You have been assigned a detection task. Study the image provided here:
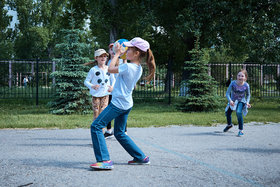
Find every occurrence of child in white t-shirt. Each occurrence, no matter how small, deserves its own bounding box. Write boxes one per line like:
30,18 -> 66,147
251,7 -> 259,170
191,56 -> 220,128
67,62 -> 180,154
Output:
84,49 -> 115,121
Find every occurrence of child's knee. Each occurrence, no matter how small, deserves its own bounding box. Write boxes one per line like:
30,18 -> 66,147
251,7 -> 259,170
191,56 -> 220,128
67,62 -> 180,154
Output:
114,131 -> 125,140
91,121 -> 102,131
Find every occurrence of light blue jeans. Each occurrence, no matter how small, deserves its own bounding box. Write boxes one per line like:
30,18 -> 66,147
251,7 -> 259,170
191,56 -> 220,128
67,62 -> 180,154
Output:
226,102 -> 245,130
90,103 -> 146,162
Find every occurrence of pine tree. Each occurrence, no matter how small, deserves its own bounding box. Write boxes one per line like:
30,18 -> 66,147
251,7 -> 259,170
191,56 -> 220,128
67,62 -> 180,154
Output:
180,35 -> 221,112
48,10 -> 92,114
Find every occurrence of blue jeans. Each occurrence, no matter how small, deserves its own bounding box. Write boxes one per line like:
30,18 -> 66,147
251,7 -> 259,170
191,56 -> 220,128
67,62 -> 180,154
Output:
90,103 -> 146,162
226,102 -> 245,130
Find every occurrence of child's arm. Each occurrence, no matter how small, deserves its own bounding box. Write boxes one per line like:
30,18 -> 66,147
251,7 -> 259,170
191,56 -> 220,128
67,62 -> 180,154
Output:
108,43 -> 122,74
84,69 -> 94,89
246,83 -> 251,108
84,68 -> 99,90
226,82 -> 234,106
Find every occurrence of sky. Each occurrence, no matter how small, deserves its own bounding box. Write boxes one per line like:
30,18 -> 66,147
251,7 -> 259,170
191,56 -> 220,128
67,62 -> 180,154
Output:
7,9 -> 19,29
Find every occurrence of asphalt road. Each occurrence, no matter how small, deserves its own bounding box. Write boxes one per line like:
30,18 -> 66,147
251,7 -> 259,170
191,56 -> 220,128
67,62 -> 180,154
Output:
1,123 -> 279,187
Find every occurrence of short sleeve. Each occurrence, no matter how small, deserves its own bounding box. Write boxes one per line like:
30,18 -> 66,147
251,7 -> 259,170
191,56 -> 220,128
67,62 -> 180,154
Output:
118,63 -> 128,75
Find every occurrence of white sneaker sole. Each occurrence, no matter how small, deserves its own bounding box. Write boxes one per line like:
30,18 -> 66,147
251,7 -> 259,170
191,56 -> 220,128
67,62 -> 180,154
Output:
90,165 -> 114,170
128,161 -> 150,165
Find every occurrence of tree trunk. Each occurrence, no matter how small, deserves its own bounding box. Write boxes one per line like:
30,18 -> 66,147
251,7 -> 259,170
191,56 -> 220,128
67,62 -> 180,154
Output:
109,0 -> 117,43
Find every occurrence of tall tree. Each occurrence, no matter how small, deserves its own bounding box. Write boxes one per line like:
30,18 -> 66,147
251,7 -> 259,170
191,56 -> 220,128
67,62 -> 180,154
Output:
88,0 -> 154,48
180,35 -> 221,112
48,11 -> 91,114
12,0 -> 49,59
152,0 -> 280,65
0,0 -> 13,59
11,0 -> 81,59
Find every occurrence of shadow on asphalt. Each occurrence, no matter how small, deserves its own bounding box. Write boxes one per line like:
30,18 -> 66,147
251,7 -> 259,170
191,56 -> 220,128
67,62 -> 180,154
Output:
219,147 -> 280,154
181,131 -> 234,136
19,143 -> 91,147
13,158 -> 89,170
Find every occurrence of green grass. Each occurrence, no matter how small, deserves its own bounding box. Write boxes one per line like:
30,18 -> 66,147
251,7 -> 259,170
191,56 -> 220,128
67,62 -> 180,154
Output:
0,98 -> 279,129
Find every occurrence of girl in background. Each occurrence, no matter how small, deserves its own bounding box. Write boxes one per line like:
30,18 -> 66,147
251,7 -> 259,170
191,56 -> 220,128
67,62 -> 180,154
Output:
84,49 -> 115,122
223,69 -> 251,136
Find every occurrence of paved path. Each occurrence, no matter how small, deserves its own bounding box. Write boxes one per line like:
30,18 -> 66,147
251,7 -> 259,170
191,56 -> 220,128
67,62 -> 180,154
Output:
1,123 -> 280,187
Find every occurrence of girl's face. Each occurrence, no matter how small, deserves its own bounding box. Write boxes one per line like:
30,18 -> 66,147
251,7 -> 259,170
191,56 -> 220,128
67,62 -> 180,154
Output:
95,54 -> 107,65
108,47 -> 114,58
126,47 -> 139,61
237,72 -> 246,82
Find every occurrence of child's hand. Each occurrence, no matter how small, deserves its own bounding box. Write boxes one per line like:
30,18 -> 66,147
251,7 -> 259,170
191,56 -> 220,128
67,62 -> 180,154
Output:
108,86 -> 113,92
114,43 -> 122,55
230,101 -> 234,106
247,103 -> 251,108
91,85 -> 100,90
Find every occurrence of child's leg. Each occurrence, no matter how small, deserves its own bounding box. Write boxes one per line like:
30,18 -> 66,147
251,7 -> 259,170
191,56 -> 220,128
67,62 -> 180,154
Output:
106,95 -> 112,130
236,102 -> 245,130
92,97 -> 101,121
226,108 -> 233,126
114,108 -> 146,161
91,103 -> 120,162
99,95 -> 109,134
99,95 -> 109,115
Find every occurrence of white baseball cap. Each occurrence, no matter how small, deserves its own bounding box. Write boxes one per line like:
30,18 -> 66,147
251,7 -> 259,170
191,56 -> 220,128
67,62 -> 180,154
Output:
94,49 -> 109,57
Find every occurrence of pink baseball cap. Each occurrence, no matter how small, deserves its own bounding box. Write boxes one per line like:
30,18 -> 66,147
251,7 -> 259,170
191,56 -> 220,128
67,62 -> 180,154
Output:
123,37 -> 150,52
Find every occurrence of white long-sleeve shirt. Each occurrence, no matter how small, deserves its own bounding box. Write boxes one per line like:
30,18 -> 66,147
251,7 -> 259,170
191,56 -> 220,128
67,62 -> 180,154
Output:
84,65 -> 116,97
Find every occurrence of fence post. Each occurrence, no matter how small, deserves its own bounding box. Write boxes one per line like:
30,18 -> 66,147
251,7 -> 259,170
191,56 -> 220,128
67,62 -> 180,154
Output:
36,58 -> 39,106
52,61 -> 56,86
226,64 -> 228,80
260,65 -> 263,86
208,64 -> 211,76
167,56 -> 172,105
9,61 -> 12,88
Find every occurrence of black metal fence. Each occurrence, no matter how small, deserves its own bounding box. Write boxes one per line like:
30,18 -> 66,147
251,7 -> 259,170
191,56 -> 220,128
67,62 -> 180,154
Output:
209,63 -> 280,98
1,60 -> 280,102
0,60 -> 56,101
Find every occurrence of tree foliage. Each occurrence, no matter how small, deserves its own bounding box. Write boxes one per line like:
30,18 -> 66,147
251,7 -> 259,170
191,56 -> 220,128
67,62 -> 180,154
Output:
2,0 -> 280,64
0,0 -> 14,59
180,35 -> 222,112
88,0 -> 155,47
48,13 -> 91,115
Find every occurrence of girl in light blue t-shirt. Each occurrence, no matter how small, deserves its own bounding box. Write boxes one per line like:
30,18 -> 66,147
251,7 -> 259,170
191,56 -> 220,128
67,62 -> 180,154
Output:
90,37 -> 156,170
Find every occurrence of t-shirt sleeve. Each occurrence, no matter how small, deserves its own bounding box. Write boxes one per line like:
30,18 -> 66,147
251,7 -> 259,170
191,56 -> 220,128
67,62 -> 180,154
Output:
226,81 -> 233,102
246,83 -> 251,103
84,68 -> 94,89
118,63 -> 128,75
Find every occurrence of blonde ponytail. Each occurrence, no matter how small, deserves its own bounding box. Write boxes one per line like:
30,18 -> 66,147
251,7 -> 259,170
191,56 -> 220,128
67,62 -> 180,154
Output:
84,60 -> 97,66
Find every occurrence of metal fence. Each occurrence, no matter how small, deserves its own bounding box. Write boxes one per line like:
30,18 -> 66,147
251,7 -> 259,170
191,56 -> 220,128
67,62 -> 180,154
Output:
1,60 -> 279,102
0,60 -> 56,101
209,63 -> 280,98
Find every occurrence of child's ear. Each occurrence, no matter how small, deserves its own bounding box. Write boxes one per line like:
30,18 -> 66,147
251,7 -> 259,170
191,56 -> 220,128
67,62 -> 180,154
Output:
134,50 -> 140,57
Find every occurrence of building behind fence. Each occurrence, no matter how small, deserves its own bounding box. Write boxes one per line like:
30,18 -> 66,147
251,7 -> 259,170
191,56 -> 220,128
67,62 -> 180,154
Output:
0,60 -> 279,101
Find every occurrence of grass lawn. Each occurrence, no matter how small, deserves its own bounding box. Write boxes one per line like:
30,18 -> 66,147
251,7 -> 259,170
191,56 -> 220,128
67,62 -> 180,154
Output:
0,98 -> 279,129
